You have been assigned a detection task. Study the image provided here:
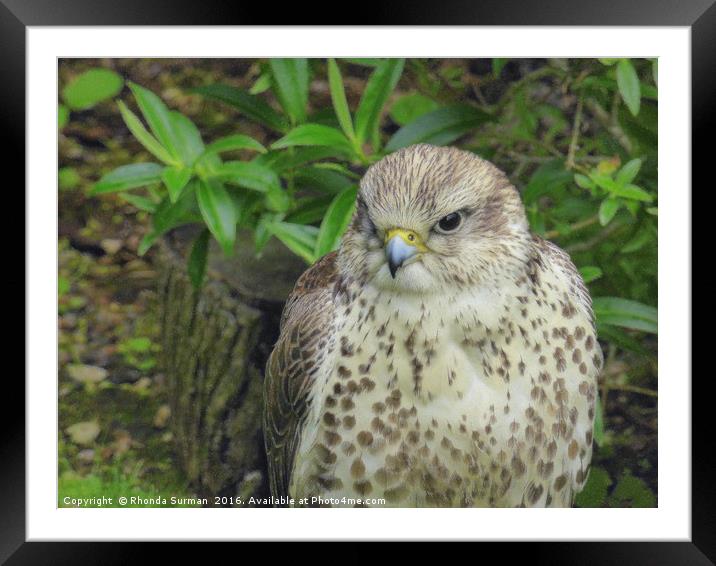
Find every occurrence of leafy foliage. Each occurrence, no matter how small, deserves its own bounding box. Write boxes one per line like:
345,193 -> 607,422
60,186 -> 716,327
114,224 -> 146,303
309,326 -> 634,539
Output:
59,67 -> 125,129
92,59 -> 657,316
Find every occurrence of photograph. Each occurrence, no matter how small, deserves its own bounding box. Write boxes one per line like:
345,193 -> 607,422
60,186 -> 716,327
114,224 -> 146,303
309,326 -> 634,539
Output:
5,7 -> 701,554
57,56 -> 658,509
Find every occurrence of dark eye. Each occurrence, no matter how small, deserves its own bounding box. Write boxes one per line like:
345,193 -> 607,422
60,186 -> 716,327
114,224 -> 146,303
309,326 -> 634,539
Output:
435,211 -> 464,234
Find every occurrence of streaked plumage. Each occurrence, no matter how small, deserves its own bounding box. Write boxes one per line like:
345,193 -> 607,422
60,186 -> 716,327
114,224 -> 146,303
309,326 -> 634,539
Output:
264,144 -> 601,507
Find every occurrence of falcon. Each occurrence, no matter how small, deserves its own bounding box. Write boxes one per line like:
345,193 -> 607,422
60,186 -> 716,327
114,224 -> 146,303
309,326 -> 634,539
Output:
264,144 -> 601,507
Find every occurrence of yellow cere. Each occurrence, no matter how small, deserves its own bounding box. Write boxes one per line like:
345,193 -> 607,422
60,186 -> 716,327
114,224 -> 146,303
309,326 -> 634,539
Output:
384,228 -> 429,252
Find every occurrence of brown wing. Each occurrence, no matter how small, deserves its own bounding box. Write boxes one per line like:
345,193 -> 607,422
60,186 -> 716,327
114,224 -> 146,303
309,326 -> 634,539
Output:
263,252 -> 339,501
532,235 -> 595,327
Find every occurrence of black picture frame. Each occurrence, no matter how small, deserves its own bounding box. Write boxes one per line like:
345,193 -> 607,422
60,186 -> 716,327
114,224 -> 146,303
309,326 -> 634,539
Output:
7,0 -> 704,560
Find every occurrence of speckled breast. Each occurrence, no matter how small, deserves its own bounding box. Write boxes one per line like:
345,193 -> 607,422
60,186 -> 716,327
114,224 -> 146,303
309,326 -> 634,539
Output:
290,276 -> 599,508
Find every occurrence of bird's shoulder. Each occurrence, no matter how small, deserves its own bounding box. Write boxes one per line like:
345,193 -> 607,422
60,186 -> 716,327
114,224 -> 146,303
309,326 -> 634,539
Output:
279,251 -> 339,329
529,235 -> 595,327
264,251 -> 340,500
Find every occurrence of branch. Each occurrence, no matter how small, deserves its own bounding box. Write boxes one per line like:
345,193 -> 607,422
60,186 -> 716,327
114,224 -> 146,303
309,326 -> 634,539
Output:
566,97 -> 584,170
584,98 -> 632,154
543,214 -> 599,240
565,220 -> 623,253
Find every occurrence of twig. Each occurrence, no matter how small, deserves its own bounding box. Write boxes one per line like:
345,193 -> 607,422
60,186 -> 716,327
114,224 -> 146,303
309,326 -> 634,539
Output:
566,97 -> 584,170
606,384 -> 658,398
585,98 -> 632,154
506,153 -> 607,164
565,220 -> 622,253
494,65 -> 564,112
543,214 -> 599,240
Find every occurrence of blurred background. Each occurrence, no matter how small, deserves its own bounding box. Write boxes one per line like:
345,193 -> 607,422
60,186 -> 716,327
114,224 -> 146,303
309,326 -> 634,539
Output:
58,58 -> 657,507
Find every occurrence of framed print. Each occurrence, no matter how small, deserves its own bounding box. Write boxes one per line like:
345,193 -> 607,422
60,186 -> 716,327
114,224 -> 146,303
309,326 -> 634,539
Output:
7,0 -> 706,559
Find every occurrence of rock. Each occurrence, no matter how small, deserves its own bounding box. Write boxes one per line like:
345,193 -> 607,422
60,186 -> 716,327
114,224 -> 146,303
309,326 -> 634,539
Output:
100,238 -> 123,255
77,448 -> 95,463
132,377 -> 152,391
59,313 -> 77,330
111,430 -> 132,456
153,405 -> 171,428
66,421 -> 100,445
66,364 -> 108,384
109,366 -> 141,385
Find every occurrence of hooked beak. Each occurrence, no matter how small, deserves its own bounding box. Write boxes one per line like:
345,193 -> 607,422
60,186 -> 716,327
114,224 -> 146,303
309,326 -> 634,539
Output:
384,228 -> 426,278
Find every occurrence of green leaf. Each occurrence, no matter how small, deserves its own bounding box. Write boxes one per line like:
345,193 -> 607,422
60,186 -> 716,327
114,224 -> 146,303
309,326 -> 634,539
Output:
121,337 -> 153,353
138,186 -> 198,254
596,324 -> 649,356
212,161 -> 280,194
389,93 -> 440,127
598,198 -> 620,226
129,82 -> 184,163
271,124 -> 355,156
285,194 -> 335,224
161,166 -> 192,202
169,112 -> 205,166
253,214 -> 275,254
269,58 -> 309,124
522,160 -> 572,204
536,104 -> 568,142
58,105 -> 70,129
188,229 -> 210,289
250,70 -> 272,95
293,166 -> 354,194
254,146 -> 344,174
58,276 -> 70,297
315,186 -> 358,258
59,167 -> 81,191
528,208 -> 546,235
266,188 -> 291,213
652,59 -> 658,86
609,473 -> 656,508
574,467 -> 611,508
611,184 -> 653,202
117,101 -> 175,165
267,222 -> 319,264
192,84 -> 288,132
310,163 -> 360,178
196,178 -> 238,256
342,58 -> 382,67
62,68 -> 124,110
599,58 -> 619,66
615,158 -> 642,186
574,173 -> 595,191
354,59 -> 405,148
227,189 -> 259,228
92,163 -> 164,194
579,266 -> 603,284
621,226 -> 654,254
616,59 -> 641,117
327,59 -> 357,144
204,134 -> 266,155
590,173 -> 619,193
119,192 -> 158,213
593,297 -> 657,334
386,104 -> 492,151
640,84 -> 658,100
492,58 -> 508,77
307,107 -> 342,129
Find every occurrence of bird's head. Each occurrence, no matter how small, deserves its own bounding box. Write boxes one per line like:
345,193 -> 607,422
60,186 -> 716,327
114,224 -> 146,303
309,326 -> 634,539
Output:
338,144 -> 532,294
